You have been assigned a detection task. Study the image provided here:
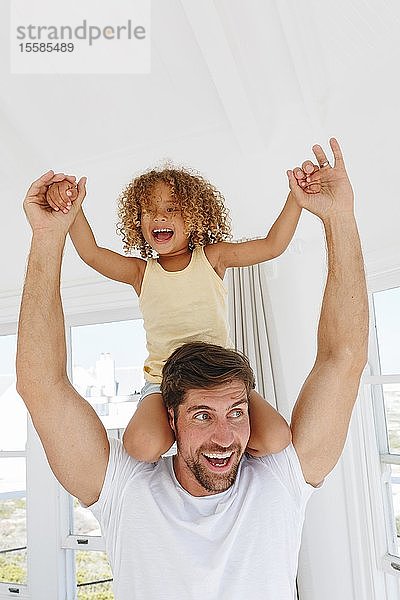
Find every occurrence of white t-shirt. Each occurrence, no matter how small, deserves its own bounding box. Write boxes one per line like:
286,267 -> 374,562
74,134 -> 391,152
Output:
90,439 -> 317,600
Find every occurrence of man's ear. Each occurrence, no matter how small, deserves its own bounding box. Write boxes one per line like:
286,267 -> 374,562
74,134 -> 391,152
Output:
168,408 -> 176,433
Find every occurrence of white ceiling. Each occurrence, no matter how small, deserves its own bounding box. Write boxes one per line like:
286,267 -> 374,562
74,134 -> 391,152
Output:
1,0 -> 400,294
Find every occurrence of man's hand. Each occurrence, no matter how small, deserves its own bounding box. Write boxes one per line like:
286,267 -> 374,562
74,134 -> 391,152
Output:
287,138 -> 354,221
23,170 -> 86,235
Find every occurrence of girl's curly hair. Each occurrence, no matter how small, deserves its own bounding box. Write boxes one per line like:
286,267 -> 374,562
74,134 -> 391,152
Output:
116,165 -> 232,258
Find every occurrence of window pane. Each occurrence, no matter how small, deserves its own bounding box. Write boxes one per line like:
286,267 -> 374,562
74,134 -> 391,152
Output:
389,464 -> 400,558
383,383 -> 400,454
73,497 -> 101,537
70,319 -> 146,586
0,334 -> 27,451
71,319 -> 146,430
373,287 -> 400,375
76,550 -> 113,600
70,320 -> 147,535
0,459 -> 27,584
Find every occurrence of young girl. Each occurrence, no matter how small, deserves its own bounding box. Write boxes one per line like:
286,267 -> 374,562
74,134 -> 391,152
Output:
47,167 -> 299,462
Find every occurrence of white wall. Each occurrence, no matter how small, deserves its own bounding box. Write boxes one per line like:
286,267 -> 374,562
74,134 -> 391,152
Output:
267,229 -> 400,600
265,229 -> 358,599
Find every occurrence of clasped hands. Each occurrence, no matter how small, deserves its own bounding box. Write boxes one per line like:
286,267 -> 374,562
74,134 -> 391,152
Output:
24,138 -> 353,232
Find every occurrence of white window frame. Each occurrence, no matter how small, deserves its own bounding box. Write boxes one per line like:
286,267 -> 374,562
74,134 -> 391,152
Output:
0,303 -> 144,600
0,325 -> 29,600
61,305 -> 144,599
0,321 -> 76,600
350,269 -> 400,600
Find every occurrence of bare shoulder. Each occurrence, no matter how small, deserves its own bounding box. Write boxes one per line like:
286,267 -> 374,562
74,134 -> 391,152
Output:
203,243 -> 226,278
130,256 -> 147,295
204,241 -> 245,270
88,248 -> 147,294
131,255 -> 147,275
203,242 -> 222,266
205,239 -> 276,270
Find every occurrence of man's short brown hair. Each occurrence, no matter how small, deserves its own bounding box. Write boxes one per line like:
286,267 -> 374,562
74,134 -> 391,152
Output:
161,342 -> 255,416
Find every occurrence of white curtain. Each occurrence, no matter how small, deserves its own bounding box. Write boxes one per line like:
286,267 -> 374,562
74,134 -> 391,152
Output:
226,262 -> 277,409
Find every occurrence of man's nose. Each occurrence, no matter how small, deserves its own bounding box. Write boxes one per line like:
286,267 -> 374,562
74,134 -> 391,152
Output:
210,420 -> 235,448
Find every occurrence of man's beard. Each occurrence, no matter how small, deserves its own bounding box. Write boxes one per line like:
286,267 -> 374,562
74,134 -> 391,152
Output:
176,435 -> 244,494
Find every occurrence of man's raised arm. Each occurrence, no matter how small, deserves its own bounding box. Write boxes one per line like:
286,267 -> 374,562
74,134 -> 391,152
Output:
288,139 -> 369,487
16,171 -> 109,506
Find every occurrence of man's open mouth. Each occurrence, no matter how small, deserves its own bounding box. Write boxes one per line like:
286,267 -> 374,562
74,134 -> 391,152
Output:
152,228 -> 174,242
202,451 -> 234,469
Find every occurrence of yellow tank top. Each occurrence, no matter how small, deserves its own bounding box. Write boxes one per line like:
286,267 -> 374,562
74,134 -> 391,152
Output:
139,246 -> 231,383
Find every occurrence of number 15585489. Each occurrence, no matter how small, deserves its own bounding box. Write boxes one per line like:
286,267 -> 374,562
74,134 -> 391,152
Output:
19,42 -> 75,52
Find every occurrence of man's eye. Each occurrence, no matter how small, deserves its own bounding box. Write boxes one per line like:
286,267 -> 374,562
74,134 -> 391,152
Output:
194,413 -> 210,421
229,409 -> 243,418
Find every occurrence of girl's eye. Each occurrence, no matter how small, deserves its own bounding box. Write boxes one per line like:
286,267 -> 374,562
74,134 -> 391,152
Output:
194,413 -> 210,421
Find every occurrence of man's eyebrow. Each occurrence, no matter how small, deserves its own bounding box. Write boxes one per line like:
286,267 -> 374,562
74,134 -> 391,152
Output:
186,399 -> 248,413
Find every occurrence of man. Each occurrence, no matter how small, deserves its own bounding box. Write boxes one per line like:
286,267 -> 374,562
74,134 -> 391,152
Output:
16,139 -> 368,599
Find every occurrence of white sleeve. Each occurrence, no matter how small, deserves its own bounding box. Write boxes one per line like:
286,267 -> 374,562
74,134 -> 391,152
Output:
259,443 -> 320,507
88,437 -> 144,531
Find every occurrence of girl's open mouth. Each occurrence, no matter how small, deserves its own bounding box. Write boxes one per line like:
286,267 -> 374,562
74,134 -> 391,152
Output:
152,228 -> 174,242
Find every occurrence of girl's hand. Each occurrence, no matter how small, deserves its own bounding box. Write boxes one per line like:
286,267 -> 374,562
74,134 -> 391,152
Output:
287,138 -> 354,221
46,179 -> 80,214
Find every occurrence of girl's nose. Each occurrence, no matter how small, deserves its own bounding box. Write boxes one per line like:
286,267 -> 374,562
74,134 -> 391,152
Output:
153,208 -> 167,221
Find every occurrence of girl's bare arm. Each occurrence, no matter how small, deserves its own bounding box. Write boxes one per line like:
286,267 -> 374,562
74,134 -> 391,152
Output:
69,209 -> 145,293
210,192 -> 302,274
47,180 -> 145,294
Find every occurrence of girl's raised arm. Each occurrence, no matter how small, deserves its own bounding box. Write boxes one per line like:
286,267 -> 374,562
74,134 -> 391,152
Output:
47,181 -> 145,294
215,191 -> 302,271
